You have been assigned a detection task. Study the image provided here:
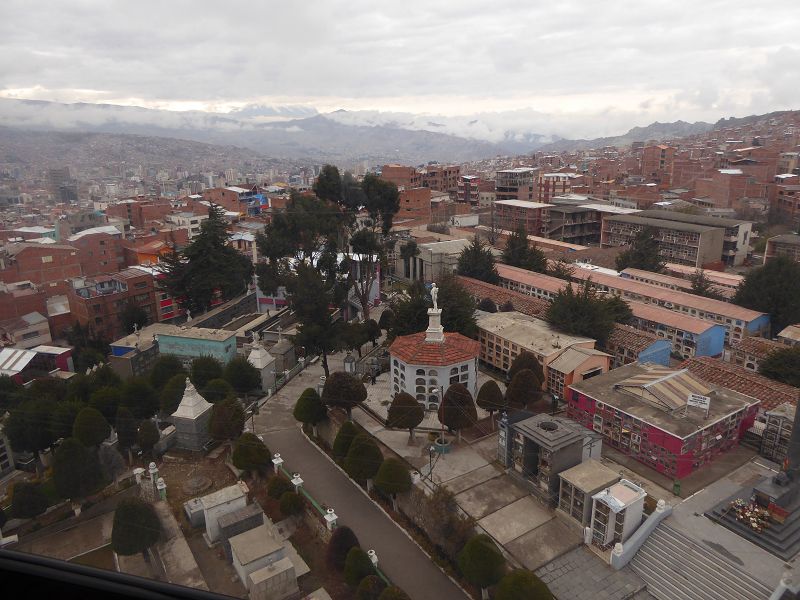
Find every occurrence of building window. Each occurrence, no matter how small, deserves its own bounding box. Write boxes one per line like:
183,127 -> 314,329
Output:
460,364 -> 468,372
416,378 -> 425,385
428,369 -> 438,376
450,367 -> 458,375
41,255 -> 53,263
416,369 -> 425,376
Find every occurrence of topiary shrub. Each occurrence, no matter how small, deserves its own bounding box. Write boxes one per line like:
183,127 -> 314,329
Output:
279,491 -> 304,517
495,569 -> 553,600
344,546 -> 374,586
267,475 -> 294,500
333,420 -> 360,459
356,574 -> 387,600
326,525 -> 360,571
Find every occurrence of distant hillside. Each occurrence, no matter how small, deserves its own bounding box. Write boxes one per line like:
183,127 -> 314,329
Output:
537,120 -> 714,152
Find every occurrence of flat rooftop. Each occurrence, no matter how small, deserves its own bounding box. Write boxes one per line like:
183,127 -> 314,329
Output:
495,200 -> 554,209
229,523 -> 282,565
603,214 -> 717,234
570,362 -> 758,439
477,310 -> 595,356
636,209 -> 749,228
559,459 -> 620,492
513,414 -> 586,452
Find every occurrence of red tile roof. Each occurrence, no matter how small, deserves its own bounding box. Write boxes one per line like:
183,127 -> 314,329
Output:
606,324 -> 659,354
731,336 -> 785,360
681,356 -> 799,411
389,331 -> 480,367
456,276 -> 549,318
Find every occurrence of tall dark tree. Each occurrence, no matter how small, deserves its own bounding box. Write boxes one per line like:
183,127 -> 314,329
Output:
293,387 -> 328,435
137,420 -> 160,456
224,356 -> 261,395
160,374 -> 187,414
438,383 -> 477,443
457,237 -> 499,284
119,302 -> 148,334
344,547 -> 375,587
111,497 -> 161,561
548,258 -> 574,281
72,407 -> 111,448
378,308 -> 395,332
322,372 -> 367,419
615,227 -> 665,272
332,421 -> 360,459
386,392 -> 424,441
505,369 -> 543,409
507,351 -> 545,384
120,377 -> 159,420
361,173 -> 401,235
356,575 -> 387,600
0,375 -> 22,412
208,398 -> 245,441
149,355 -> 185,390
476,380 -> 507,427
115,407 -> 138,464
545,281 -> 615,344
344,433 -> 384,484
347,227 -> 383,321
53,437 -> 102,499
5,398 -> 57,468
10,482 -> 48,518
734,256 -> 800,333
759,347 -> 800,387
388,281 -> 430,338
689,269 -> 724,300
88,386 -> 121,424
496,569 -> 553,600
232,432 -> 271,477
202,378 -> 235,404
314,164 -> 343,203
458,534 -> 506,597
478,297 -> 498,313
604,294 -> 633,324
190,356 -> 224,390
502,226 -> 547,273
374,458 -> 411,511
51,400 -> 85,440
327,525 -> 360,571
159,204 -> 254,313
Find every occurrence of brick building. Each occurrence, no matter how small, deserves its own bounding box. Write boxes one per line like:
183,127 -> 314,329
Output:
67,226 -> 126,276
397,187 -> 432,221
729,336 -> 784,372
106,197 -> 172,229
764,234 -> 800,264
495,168 -> 537,202
67,268 -> 159,341
421,164 -> 460,193
494,200 -> 552,236
538,172 -> 582,203
640,145 -> 676,186
0,281 -> 48,322
380,165 -> 421,189
0,242 -> 81,294
568,362 -> 759,479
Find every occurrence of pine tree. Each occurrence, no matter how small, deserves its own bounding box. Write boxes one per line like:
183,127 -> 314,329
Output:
374,458 -> 411,511
293,388 -> 328,435
72,407 -> 111,447
386,392 -> 424,441
505,369 -> 543,409
344,547 -> 375,587
438,383 -> 477,443
344,434 -> 384,484
333,421 -> 360,459
322,372 -> 367,419
476,380 -> 506,428
112,497 -> 161,561
458,534 -> 506,597
457,237 -> 499,284
496,569 -> 553,600
615,227 -> 665,273
232,432 -> 271,476
327,525 -> 360,571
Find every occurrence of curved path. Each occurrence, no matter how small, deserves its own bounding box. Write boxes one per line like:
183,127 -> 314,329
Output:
252,361 -> 467,600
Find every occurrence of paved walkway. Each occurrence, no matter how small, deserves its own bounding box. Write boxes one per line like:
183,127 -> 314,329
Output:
252,355 -> 468,600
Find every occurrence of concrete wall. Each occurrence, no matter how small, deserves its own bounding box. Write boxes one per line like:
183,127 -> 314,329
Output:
157,334 -> 237,364
193,292 -> 257,330
609,502 -> 672,569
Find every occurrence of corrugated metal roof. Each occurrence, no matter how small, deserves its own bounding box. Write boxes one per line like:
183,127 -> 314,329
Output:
615,367 -> 711,411
0,348 -> 36,375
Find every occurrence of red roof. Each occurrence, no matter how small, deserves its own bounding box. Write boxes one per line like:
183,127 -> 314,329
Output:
681,356 -> 799,411
456,276 -> 549,318
389,331 -> 479,366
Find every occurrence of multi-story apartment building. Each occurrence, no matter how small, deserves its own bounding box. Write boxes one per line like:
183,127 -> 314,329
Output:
774,182 -> 800,227
67,268 -> 159,341
640,145 -> 676,186
165,212 -> 208,240
495,168 -> 536,202
765,234 -> 800,264
0,242 -> 82,295
494,200 -> 552,236
202,186 -> 266,216
421,164 -> 460,193
380,164 -> 421,189
544,205 -> 601,244
67,226 -> 126,277
456,175 -> 481,204
537,172 -> 582,203
106,197 -> 172,229
601,214 -> 724,268
568,362 -> 759,479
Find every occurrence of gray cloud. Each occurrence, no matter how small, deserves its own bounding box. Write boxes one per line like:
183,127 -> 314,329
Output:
0,0 -> 797,139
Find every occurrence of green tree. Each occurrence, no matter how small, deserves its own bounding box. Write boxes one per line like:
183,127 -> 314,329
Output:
314,164 -> 343,203
5,398 -> 57,467
689,269 -> 724,300
149,355 -> 185,390
344,433 -> 384,484
503,226 -> 548,273
378,308 -> 395,331
232,432 -> 271,477
267,475 -> 294,500
361,173 -> 401,234
72,407 -> 111,447
115,406 -> 138,464
458,534 -> 506,595
208,398 -> 245,441
279,491 -> 304,517
344,546 -> 375,587
478,298 -> 498,313
548,258 -> 574,281
160,374 -> 187,415
322,372 -> 367,420
137,420 -> 160,456
505,369 -> 543,409
386,392 -> 424,441
734,256 -> 800,333
89,386 -> 121,423
374,458 -> 411,510
190,356 -> 224,390
53,437 -> 102,499
499,300 -> 515,312
25,377 -> 68,403
327,525 -> 360,571
476,380 -> 507,426
224,356 -> 261,395
495,569 -> 553,600
202,378 -> 235,404
457,237 -> 499,284
120,377 -> 159,420
365,319 -> 381,346
111,497 -> 161,561
387,280 -> 430,338
159,204 -> 254,313
604,294 -> 633,324
10,481 -> 48,518
759,346 -> 800,387
333,421 -> 360,459
378,588 -> 411,600
438,383 -> 477,443
0,375 -> 22,412
347,227 -> 384,321
51,400 -> 85,440
615,227 -> 665,272
356,574 -> 387,600
545,281 -> 615,344
293,388 -> 328,435
119,302 -> 148,334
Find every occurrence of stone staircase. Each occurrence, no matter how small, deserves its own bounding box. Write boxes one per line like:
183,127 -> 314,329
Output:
629,523 -> 772,600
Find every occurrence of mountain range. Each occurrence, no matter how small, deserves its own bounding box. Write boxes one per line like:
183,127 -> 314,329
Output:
0,98 -> 787,165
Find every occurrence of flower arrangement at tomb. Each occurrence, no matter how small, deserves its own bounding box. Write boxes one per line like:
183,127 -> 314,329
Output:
729,498 -> 772,533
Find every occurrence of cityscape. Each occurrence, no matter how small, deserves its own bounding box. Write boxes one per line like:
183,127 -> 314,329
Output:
0,2 -> 799,600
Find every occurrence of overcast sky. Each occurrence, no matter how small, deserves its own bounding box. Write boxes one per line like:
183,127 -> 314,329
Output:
1,0 -> 798,138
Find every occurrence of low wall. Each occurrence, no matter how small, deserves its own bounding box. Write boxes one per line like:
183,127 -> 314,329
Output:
610,501 -> 673,569
192,292 -> 257,330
